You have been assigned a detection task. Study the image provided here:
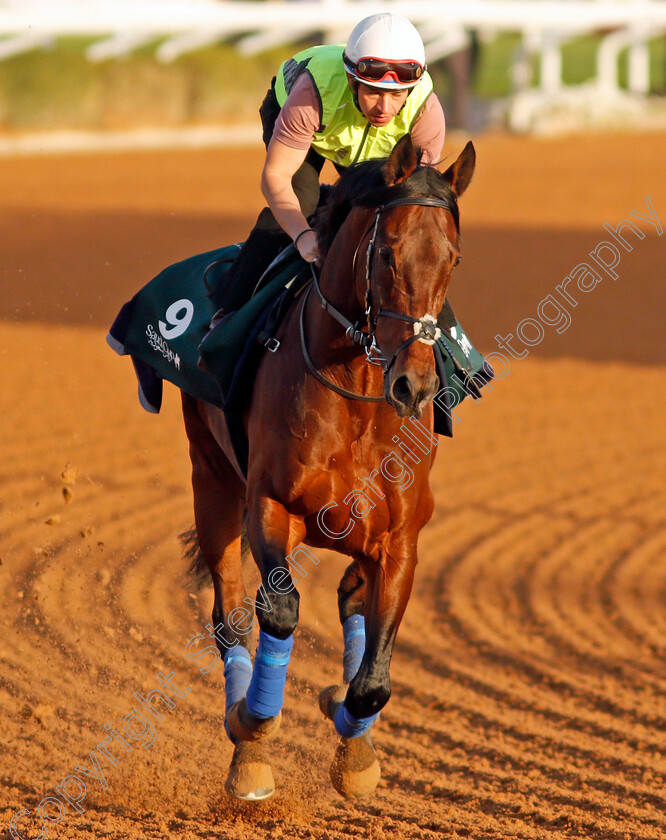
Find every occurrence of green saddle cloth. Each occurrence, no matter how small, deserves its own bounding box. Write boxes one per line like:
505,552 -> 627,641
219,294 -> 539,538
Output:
107,245 -> 239,410
436,320 -> 494,426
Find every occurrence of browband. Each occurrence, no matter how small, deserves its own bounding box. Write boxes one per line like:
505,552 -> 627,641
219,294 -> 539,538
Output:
376,196 -> 454,212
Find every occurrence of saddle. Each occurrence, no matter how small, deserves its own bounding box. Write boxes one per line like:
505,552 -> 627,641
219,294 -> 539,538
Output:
107,243 -> 493,475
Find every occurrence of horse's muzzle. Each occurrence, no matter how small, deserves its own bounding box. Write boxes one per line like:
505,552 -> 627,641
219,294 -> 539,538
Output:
386,371 -> 439,419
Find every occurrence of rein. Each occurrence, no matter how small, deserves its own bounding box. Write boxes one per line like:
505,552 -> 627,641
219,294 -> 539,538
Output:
300,283 -> 384,402
300,195 -> 455,401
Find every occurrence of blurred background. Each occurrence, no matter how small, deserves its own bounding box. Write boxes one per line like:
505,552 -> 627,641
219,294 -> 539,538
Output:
0,0 -> 664,140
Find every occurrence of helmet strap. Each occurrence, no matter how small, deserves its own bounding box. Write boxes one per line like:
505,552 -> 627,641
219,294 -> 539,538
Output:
346,74 -> 363,113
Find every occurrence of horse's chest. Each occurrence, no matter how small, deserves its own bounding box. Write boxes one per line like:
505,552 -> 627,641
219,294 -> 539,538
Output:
295,435 -> 429,552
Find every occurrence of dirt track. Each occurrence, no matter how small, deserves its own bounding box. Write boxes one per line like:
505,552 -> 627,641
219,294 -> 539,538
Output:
1,131 -> 665,840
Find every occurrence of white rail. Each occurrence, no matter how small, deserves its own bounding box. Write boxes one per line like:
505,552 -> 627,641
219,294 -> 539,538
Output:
0,0 -> 664,132
1,1 -> 666,34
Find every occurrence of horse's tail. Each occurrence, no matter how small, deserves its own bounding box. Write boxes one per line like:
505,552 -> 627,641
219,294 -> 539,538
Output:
181,517 -> 251,589
181,525 -> 207,587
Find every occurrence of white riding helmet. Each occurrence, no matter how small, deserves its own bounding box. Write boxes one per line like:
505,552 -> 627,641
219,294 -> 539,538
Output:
343,13 -> 427,91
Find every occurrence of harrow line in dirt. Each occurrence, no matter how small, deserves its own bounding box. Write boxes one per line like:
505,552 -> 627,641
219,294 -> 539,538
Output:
380,706 -> 666,821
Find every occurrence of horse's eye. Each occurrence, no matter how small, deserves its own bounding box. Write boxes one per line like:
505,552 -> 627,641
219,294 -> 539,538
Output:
454,255 -> 462,268
378,247 -> 394,267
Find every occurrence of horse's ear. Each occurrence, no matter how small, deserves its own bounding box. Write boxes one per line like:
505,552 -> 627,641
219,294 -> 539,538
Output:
385,134 -> 418,186
442,141 -> 475,197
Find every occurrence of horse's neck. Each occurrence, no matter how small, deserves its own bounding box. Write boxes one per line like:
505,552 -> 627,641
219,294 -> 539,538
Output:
318,243 -> 360,317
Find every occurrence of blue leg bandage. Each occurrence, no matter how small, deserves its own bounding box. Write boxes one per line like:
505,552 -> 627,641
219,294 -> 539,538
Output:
245,630 -> 293,720
342,614 -> 366,684
223,645 -> 253,742
223,645 -> 253,714
333,702 -> 378,739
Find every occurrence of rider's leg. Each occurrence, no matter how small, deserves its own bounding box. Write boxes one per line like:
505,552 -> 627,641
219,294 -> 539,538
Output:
210,211 -> 291,311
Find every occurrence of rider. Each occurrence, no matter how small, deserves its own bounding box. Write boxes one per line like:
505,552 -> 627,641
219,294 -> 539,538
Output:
216,12 -> 453,324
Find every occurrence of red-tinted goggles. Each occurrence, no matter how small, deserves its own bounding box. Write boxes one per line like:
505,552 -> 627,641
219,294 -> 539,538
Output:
348,57 -> 424,84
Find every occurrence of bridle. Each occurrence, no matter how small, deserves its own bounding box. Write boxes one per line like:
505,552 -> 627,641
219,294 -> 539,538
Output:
300,196 -> 455,402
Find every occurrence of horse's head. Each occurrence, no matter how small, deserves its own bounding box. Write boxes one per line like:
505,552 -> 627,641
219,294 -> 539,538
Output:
315,134 -> 475,418
368,136 -> 475,417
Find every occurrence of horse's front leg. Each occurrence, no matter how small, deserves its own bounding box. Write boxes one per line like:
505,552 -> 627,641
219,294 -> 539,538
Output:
226,495 -> 303,744
342,550 -> 416,731
319,561 -> 383,798
321,551 -> 416,797
319,560 -> 367,723
329,548 -> 418,798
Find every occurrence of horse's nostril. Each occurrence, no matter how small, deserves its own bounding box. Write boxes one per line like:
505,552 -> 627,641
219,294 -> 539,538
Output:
390,374 -> 413,406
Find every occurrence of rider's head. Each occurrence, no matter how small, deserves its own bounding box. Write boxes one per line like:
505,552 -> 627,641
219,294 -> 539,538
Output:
344,13 -> 426,91
343,14 -> 427,126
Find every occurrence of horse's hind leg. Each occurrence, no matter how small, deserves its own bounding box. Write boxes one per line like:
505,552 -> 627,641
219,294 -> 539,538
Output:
319,561 -> 380,799
182,394 -> 274,800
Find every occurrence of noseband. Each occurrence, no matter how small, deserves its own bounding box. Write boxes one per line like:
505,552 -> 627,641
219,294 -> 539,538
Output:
300,196 -> 454,402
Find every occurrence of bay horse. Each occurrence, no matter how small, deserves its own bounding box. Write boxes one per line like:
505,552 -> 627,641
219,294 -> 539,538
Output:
182,134 -> 475,800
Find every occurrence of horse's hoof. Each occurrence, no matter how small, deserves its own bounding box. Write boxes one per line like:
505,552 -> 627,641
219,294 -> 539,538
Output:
225,741 -> 275,801
318,684 -> 347,720
226,697 -> 282,742
330,731 -> 381,799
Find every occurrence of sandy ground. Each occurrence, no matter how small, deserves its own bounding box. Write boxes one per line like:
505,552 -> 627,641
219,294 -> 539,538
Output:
1,131 -> 665,840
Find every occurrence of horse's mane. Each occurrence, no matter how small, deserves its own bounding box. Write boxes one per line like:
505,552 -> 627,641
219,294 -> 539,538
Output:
314,154 -> 460,256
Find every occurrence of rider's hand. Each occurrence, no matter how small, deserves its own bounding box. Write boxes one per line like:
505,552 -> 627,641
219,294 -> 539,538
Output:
295,229 -> 321,264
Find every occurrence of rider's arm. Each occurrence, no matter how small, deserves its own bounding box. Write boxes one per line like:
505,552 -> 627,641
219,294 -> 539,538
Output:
261,137 -> 319,262
410,93 -> 446,165
261,74 -> 322,262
